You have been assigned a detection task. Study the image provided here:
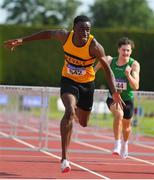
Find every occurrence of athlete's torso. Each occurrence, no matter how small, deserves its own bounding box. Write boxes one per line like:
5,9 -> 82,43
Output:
110,57 -> 135,100
62,31 -> 96,83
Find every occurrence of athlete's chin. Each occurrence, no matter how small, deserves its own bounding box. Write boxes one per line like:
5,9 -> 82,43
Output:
123,56 -> 129,60
82,37 -> 88,42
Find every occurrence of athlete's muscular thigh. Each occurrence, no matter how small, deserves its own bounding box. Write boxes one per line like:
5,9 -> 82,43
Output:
76,107 -> 91,127
61,93 -> 77,120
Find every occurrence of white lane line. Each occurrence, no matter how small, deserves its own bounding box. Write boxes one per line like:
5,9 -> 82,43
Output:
20,125 -> 154,166
2,123 -> 154,167
41,150 -> 109,179
75,140 -> 111,153
75,140 -> 154,166
127,156 -> 154,165
0,131 -> 110,179
78,161 -> 153,166
91,131 -> 154,150
41,130 -> 154,166
134,142 -> 154,150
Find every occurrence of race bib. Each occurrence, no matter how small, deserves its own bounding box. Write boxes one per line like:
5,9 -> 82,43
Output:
67,64 -> 86,76
115,78 -> 127,91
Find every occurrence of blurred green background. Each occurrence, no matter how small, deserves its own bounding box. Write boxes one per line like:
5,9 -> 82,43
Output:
0,0 -> 154,90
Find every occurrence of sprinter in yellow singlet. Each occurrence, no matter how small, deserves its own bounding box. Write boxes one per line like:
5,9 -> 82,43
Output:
4,15 -> 125,173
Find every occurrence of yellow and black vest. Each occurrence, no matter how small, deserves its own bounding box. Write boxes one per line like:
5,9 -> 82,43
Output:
62,31 -> 96,83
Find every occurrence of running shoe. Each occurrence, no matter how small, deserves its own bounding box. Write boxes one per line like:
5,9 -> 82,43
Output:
121,143 -> 128,159
61,159 -> 71,173
112,141 -> 121,155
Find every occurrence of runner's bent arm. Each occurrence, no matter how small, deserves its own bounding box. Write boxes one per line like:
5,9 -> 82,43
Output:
126,61 -> 140,90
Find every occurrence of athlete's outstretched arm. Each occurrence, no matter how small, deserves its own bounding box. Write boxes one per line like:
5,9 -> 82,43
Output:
4,29 -> 69,51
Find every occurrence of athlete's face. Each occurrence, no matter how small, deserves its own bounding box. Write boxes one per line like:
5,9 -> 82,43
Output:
118,44 -> 132,60
73,21 -> 91,43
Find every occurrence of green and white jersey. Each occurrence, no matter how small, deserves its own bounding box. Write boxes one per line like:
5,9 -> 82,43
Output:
109,57 -> 134,101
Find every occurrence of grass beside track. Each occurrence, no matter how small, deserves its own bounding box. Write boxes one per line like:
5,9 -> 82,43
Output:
31,96 -> 154,136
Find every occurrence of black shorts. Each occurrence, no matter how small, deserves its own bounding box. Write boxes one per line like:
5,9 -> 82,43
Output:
106,97 -> 134,119
60,77 -> 95,111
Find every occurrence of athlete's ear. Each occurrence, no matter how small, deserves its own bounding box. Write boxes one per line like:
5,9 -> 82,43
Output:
118,48 -> 120,54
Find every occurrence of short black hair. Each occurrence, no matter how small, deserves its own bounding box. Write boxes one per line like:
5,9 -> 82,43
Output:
118,37 -> 135,49
74,15 -> 90,24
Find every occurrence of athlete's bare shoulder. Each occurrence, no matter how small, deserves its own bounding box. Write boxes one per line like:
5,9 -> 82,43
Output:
133,59 -> 139,65
90,38 -> 105,58
131,59 -> 140,73
106,55 -> 113,65
50,29 -> 70,44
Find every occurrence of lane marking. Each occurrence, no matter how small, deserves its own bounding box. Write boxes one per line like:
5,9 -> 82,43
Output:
75,129 -> 154,153
134,142 -> 154,150
23,125 -> 154,166
75,140 -> 111,153
13,123 -> 154,164
127,156 -> 154,165
1,123 -> 154,167
41,150 -> 109,179
0,131 -> 110,179
1,154 -> 152,167
87,131 -> 154,150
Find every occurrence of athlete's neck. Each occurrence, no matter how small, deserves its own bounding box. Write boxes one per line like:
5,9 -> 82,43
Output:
117,57 -> 129,66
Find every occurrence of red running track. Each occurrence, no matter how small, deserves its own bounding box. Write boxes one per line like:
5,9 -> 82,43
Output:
0,119 -> 154,179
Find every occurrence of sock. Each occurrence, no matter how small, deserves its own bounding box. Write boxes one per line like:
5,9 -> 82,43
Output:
123,141 -> 128,146
115,139 -> 121,145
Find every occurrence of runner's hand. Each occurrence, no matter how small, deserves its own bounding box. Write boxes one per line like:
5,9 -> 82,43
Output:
112,92 -> 125,109
4,39 -> 23,51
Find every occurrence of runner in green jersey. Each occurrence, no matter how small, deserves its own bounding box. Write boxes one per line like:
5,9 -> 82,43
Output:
95,37 -> 140,159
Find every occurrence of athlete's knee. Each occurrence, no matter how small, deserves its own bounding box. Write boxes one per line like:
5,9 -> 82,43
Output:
79,120 -> 88,127
76,108 -> 90,127
78,116 -> 89,127
123,126 -> 131,133
64,106 -> 76,120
